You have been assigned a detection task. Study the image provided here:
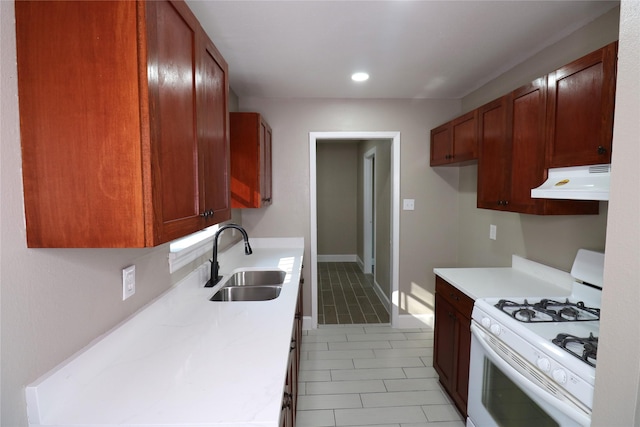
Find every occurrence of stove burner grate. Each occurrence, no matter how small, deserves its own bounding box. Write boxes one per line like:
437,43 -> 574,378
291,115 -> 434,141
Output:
495,298 -> 600,322
552,333 -> 598,367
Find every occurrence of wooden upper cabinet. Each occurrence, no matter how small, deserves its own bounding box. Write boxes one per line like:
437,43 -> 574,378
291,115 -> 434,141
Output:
230,113 -> 273,208
477,96 -> 511,210
546,42 -> 617,168
15,0 -> 229,248
477,79 -> 599,215
198,35 -> 232,221
430,111 -> 478,166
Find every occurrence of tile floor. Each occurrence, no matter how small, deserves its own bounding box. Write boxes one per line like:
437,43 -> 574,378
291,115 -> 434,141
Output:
296,324 -> 465,427
318,262 -> 390,325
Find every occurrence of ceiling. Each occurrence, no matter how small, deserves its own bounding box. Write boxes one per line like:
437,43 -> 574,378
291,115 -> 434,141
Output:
186,0 -> 619,99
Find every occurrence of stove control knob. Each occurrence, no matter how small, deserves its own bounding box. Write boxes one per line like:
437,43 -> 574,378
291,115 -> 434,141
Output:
490,323 -> 502,336
481,317 -> 492,329
537,358 -> 551,372
552,369 -> 567,384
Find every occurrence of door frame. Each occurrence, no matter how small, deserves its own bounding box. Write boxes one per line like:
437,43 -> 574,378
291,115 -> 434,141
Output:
309,131 -> 400,329
363,147 -> 376,275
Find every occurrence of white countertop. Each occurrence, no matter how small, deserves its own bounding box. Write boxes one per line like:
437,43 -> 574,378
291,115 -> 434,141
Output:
434,255 -> 574,300
26,238 -> 305,427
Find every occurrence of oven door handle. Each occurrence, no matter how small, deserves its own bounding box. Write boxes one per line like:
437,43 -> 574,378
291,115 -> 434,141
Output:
470,323 -> 591,427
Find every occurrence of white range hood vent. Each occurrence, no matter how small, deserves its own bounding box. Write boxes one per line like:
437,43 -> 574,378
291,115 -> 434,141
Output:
531,164 -> 611,201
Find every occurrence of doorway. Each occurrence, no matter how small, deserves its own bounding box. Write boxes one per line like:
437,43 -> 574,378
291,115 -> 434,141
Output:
309,131 -> 400,329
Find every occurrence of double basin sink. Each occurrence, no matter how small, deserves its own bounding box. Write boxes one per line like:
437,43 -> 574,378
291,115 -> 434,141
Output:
210,269 -> 287,302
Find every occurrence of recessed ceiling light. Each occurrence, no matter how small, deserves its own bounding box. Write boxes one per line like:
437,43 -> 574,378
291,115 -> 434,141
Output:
351,72 -> 369,82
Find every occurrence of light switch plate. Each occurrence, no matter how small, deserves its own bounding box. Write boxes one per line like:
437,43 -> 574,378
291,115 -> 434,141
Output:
122,265 -> 136,300
490,224 -> 497,240
403,199 -> 415,211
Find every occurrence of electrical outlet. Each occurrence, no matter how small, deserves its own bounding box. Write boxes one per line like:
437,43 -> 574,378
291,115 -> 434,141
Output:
490,224 -> 497,240
122,265 -> 136,300
403,199 -> 415,211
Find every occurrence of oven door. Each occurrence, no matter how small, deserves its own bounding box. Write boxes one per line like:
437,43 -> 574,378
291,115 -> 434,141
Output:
467,322 -> 591,427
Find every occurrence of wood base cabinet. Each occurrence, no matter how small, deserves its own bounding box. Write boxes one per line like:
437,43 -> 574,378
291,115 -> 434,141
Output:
15,0 -> 230,248
231,112 -> 273,208
281,277 -> 303,427
434,276 -> 473,418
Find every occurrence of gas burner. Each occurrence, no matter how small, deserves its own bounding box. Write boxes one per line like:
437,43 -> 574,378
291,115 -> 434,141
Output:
495,298 -> 600,322
552,333 -> 598,367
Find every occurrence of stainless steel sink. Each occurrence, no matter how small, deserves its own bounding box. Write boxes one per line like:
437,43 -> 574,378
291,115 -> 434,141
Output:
209,269 -> 286,302
223,270 -> 286,287
210,285 -> 282,301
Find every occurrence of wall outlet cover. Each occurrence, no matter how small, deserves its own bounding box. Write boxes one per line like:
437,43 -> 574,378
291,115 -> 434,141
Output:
122,265 -> 136,300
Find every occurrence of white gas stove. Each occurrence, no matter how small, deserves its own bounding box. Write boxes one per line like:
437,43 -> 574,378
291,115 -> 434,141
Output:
468,249 -> 604,427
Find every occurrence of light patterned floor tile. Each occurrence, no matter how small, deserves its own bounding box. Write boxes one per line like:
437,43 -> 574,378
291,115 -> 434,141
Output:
361,390 -> 449,407
299,369 -> 332,382
422,404 -> 465,422
390,339 -> 433,349
296,409 -> 336,427
303,342 -> 331,351
306,379 -> 387,395
297,393 -> 363,410
310,326 -> 367,335
300,359 -> 355,371
303,334 -> 349,343
373,348 -> 431,358
331,367 -> 406,381
355,357 -> 425,369
335,406 -> 428,426
308,349 -> 375,360
403,366 -> 438,378
346,333 -> 408,342
329,340 -> 393,350
383,378 -> 441,392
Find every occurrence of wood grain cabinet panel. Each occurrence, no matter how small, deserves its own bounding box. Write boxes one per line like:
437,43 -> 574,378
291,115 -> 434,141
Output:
477,79 -> 599,215
15,0 -> 230,247
430,111 -> 478,166
434,276 -> 473,418
546,42 -> 617,168
230,113 -> 273,208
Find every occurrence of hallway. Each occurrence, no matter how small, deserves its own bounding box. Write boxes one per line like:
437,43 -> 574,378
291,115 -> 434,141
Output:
318,262 -> 389,325
296,324 -> 465,427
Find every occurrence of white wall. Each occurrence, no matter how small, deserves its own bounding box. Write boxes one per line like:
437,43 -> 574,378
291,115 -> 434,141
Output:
237,97 -> 461,318
592,1 -> 640,424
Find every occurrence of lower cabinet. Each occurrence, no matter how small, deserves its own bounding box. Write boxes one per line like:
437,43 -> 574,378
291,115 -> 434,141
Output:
434,276 -> 473,418
281,277 -> 303,427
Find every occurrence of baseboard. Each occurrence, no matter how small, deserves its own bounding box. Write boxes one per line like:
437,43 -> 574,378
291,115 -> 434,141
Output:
317,254 -> 358,262
372,278 -> 390,313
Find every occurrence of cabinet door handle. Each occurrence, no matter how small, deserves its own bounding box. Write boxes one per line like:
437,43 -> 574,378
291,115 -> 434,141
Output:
282,392 -> 292,409
597,145 -> 607,155
200,209 -> 215,219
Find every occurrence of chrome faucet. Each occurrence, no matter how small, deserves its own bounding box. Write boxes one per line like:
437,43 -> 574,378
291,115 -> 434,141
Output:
205,224 -> 252,287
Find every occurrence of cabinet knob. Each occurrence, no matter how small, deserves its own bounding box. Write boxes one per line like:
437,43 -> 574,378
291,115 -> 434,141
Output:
200,209 -> 215,219
282,392 -> 292,409
597,145 -> 607,155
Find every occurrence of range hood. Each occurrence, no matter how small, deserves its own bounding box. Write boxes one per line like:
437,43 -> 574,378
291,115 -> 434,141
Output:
531,164 -> 611,201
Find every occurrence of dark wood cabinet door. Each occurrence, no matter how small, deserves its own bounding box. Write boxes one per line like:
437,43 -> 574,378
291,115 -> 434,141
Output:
454,313 -> 471,416
546,42 -> 617,168
451,111 -> 478,163
434,293 -> 456,388
199,36 -> 231,223
231,113 -> 273,208
148,0 -> 202,243
477,96 -> 511,210
509,78 -> 547,213
262,122 -> 273,206
430,123 -> 453,166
